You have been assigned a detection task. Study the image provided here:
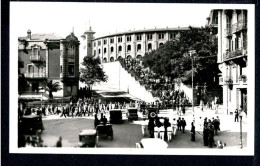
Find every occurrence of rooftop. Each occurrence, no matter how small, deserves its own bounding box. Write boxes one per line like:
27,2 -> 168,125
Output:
93,27 -> 190,40
18,33 -> 63,41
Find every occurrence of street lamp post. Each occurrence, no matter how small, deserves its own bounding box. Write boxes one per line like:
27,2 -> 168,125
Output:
189,50 -> 196,122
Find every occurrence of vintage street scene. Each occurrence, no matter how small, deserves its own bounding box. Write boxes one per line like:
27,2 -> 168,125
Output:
12,3 -> 253,153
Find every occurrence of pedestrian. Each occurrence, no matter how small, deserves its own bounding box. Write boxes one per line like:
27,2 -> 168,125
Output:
213,117 -> 220,135
190,122 -> 195,141
181,118 -> 186,133
56,136 -> 62,147
148,118 -> 155,138
141,118 -> 148,137
60,106 -> 66,118
234,109 -> 239,122
172,118 -> 177,136
94,114 -> 100,128
208,125 -> 214,148
203,125 -> 209,146
164,118 -> 171,142
177,117 -> 182,132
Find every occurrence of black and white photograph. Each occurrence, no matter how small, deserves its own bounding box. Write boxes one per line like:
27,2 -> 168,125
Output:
9,2 -> 255,155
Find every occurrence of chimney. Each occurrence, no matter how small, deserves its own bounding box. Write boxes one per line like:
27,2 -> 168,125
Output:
27,29 -> 31,39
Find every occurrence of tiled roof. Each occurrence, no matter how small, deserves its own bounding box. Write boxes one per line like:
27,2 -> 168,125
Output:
18,33 -> 63,41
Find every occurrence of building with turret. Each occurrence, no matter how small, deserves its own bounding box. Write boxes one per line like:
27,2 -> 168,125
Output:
18,30 -> 80,99
81,26 -> 190,63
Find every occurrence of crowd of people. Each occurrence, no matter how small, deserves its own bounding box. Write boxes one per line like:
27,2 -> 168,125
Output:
119,58 -> 191,110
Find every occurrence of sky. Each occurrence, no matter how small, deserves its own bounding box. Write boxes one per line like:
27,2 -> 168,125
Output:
11,2 -> 212,39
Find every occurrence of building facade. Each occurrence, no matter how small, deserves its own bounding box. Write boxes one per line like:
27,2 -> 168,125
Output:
18,30 -> 80,99
81,26 -> 189,63
207,9 -> 248,113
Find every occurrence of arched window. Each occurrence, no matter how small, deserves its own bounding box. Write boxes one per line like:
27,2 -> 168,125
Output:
127,45 -> 131,52
118,46 -> 122,52
103,57 -> 107,63
127,55 -> 132,60
104,48 -> 107,54
148,43 -> 152,51
117,56 -> 122,61
136,55 -> 142,59
137,44 -> 141,51
98,49 -> 101,54
110,57 -> 115,62
159,43 -> 164,47
111,47 -> 114,53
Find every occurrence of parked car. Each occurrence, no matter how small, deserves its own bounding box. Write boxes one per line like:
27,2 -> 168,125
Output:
96,124 -> 113,140
78,129 -> 98,147
109,109 -> 123,123
19,115 -> 44,135
126,108 -> 138,121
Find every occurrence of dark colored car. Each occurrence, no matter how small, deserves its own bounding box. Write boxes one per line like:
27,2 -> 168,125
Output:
96,124 -> 113,140
78,129 -> 98,147
127,108 -> 138,121
19,115 -> 44,135
109,109 -> 123,123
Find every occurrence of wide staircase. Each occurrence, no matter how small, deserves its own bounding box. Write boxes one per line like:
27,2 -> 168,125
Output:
93,61 -> 156,103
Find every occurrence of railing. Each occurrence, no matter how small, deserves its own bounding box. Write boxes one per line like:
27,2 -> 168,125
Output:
224,76 -> 233,85
219,76 -> 223,85
239,75 -> 247,84
223,48 -> 247,61
30,55 -> 44,62
224,28 -> 232,37
24,72 -> 46,78
232,19 -> 247,33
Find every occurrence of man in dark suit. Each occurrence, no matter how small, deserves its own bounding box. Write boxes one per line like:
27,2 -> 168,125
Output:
181,118 -> 186,133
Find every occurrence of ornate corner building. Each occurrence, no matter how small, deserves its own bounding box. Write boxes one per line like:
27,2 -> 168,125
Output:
81,26 -> 190,62
18,30 -> 80,99
207,9 -> 248,113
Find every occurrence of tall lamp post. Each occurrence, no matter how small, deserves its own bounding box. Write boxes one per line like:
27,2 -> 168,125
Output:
189,50 -> 196,122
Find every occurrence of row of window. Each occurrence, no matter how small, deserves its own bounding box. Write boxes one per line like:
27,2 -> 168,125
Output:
94,43 -> 165,55
95,33 -> 177,46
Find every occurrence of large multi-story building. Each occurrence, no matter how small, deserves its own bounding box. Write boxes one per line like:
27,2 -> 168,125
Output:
81,26 -> 189,63
18,30 -> 80,99
207,9 -> 248,113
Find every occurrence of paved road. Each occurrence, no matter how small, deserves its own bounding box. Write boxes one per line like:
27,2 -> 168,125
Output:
40,109 -> 247,149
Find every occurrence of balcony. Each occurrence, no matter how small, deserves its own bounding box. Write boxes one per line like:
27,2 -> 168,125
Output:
224,76 -> 233,85
239,75 -> 247,84
25,72 -> 46,78
30,55 -> 45,63
223,48 -> 247,61
232,19 -> 247,34
219,76 -> 223,85
224,28 -> 232,37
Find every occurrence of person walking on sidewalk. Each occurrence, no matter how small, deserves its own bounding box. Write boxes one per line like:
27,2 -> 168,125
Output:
172,118 -> 177,136
181,118 -> 186,133
190,122 -> 195,141
177,117 -> 182,132
208,125 -> 214,148
234,109 -> 239,122
203,125 -> 209,146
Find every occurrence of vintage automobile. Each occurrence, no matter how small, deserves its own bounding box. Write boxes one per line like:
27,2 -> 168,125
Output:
96,124 -> 113,140
109,109 -> 123,123
126,108 -> 138,121
78,129 -> 98,147
19,115 -> 44,135
136,138 -> 168,149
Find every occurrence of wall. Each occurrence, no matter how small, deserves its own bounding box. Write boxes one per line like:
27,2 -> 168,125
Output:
48,49 -> 60,78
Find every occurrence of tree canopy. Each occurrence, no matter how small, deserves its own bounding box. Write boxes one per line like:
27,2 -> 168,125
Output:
80,56 -> 108,87
43,79 -> 62,99
142,26 -> 219,87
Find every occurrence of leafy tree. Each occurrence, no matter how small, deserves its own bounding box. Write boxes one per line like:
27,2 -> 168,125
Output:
142,26 -> 218,87
80,55 -> 108,90
43,79 -> 62,99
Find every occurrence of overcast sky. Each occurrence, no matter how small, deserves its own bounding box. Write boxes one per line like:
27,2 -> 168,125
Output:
11,2 -> 214,39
